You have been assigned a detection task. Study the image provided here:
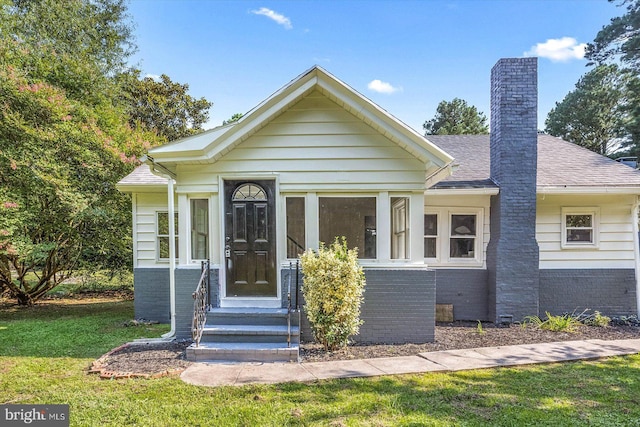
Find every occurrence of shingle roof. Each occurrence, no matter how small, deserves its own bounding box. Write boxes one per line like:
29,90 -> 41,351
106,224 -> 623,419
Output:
117,164 -> 168,186
427,134 -> 640,190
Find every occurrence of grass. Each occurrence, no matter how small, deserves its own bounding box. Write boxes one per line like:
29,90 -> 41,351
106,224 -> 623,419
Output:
2,297 -> 640,426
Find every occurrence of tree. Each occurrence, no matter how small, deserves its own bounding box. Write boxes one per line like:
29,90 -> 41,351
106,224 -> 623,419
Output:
223,113 -> 243,125
423,98 -> 489,135
586,0 -> 640,72
586,0 -> 640,153
545,65 -> 624,156
120,70 -> 212,142
0,0 -> 162,305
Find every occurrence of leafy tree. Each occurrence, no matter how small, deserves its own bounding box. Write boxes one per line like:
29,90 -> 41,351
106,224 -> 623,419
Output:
121,70 -> 212,141
423,98 -> 489,135
223,113 -> 243,125
0,0 -> 162,305
586,0 -> 640,153
545,65 -> 624,156
586,0 -> 640,72
2,0 -> 134,105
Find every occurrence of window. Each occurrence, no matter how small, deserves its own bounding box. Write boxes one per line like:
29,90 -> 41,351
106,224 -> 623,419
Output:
191,199 -> 209,260
562,207 -> 599,248
424,214 -> 438,258
450,214 -> 476,258
391,198 -> 409,259
424,208 -> 483,264
286,197 -> 305,258
157,212 -> 178,260
319,197 -> 376,259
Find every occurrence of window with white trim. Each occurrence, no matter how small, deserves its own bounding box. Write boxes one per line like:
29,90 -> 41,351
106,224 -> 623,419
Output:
190,199 -> 209,260
157,211 -> 178,260
424,208 -> 483,264
391,197 -> 409,259
561,207 -> 599,248
286,197 -> 305,259
449,214 -> 477,258
423,213 -> 438,259
319,197 -> 376,259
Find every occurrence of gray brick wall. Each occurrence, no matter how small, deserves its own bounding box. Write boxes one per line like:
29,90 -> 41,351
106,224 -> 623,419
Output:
540,269 -> 637,317
435,269 -> 489,321
487,57 -> 540,323
133,268 -> 170,322
295,268 -> 436,344
174,267 -> 219,339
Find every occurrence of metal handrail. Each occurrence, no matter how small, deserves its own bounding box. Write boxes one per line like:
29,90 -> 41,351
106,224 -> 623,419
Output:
287,261 -> 292,348
191,260 -> 209,347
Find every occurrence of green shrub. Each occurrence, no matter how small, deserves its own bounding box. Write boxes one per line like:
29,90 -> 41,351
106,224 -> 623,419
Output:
300,237 -> 366,351
524,311 -> 582,332
583,310 -> 611,327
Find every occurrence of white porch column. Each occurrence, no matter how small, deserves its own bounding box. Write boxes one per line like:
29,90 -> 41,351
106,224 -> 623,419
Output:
377,191 -> 391,262
306,192 -> 318,251
177,193 -> 188,265
410,192 -> 425,264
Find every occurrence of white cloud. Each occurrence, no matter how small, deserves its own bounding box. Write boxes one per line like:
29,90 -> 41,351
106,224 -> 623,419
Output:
144,73 -> 161,82
525,37 -> 587,62
367,79 -> 402,94
251,7 -> 292,30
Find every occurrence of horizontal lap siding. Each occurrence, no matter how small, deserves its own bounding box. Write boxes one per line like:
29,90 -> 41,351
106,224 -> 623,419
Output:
537,195 -> 637,269
179,91 -> 426,191
135,194 -> 175,267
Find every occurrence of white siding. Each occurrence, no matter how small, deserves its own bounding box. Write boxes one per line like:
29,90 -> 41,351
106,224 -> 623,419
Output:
176,90 -> 426,193
537,194 -> 637,269
424,194 -> 491,268
134,193 -> 175,268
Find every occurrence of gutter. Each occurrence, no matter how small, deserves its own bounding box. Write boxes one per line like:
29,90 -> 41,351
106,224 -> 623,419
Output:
142,155 -> 177,339
634,199 -> 640,318
425,160 -> 455,189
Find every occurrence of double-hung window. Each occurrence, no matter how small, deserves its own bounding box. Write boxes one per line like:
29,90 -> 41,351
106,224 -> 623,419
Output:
424,208 -> 482,264
190,199 -> 209,260
157,211 -> 178,260
561,207 -> 599,249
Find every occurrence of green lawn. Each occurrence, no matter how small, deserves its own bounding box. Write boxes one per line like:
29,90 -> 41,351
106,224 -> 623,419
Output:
2,296 -> 640,426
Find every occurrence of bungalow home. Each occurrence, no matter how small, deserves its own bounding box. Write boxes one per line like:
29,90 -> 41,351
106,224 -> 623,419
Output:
117,58 -> 640,362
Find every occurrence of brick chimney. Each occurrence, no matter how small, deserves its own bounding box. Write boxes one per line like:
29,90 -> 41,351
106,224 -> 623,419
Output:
486,57 -> 540,323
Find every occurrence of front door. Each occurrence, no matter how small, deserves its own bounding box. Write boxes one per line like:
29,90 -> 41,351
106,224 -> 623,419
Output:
223,180 -> 277,297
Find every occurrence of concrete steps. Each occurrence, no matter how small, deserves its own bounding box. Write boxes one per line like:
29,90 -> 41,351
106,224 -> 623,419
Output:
186,308 -> 300,363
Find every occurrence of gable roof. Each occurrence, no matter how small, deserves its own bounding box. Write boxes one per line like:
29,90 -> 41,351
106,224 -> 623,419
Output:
427,134 -> 640,194
146,66 -> 453,176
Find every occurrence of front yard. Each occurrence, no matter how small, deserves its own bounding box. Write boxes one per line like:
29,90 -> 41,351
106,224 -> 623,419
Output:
2,295 -> 640,426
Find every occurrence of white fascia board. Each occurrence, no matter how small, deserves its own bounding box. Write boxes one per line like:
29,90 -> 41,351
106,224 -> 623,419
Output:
537,186 -> 640,195
425,187 -> 500,196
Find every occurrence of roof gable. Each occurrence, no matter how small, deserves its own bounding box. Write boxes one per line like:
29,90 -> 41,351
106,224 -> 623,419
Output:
147,66 -> 453,175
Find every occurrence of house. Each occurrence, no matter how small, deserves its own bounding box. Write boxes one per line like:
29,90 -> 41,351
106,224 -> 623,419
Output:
117,58 -> 640,362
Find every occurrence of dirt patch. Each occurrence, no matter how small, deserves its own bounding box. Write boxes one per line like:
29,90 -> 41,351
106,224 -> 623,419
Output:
90,341 -> 192,379
93,322 -> 640,377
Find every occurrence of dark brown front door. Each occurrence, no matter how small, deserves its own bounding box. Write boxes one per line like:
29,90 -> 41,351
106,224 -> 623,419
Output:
224,180 -> 277,297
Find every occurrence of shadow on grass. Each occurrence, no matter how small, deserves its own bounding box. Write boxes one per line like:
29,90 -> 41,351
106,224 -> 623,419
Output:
251,357 -> 640,426
0,298 -> 168,359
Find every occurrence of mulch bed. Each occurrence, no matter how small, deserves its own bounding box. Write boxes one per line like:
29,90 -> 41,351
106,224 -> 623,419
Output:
90,321 -> 640,379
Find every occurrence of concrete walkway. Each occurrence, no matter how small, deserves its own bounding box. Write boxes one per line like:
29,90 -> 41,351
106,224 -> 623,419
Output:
180,338 -> 640,387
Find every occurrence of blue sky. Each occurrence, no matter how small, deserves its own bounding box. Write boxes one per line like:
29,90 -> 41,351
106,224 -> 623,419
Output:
127,0 -> 620,133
